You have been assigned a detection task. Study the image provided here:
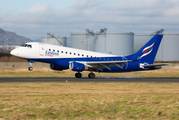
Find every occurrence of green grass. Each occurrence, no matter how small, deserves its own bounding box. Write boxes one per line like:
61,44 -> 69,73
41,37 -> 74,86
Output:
0,83 -> 179,119
1,68 -> 179,78
2,93 -> 179,119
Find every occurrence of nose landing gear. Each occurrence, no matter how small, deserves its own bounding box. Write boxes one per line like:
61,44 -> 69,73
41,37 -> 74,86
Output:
28,60 -> 34,71
28,67 -> 33,71
28,62 -> 33,71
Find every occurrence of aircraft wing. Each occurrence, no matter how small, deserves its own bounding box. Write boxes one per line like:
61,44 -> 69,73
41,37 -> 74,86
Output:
77,60 -> 134,71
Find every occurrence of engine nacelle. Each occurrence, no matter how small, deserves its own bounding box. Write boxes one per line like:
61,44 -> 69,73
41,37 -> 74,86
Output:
50,64 -> 64,71
69,62 -> 88,71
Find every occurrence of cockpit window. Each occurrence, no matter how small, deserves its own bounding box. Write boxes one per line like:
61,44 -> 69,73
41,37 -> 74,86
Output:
21,44 -> 27,47
27,45 -> 32,48
21,44 -> 32,48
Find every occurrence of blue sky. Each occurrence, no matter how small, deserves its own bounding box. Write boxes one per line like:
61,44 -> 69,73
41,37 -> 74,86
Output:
0,0 -> 179,40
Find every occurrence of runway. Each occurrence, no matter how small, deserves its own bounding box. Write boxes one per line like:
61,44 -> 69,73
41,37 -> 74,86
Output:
0,77 -> 179,83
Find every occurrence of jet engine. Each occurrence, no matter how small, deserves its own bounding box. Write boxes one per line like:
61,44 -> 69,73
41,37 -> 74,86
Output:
50,64 -> 64,71
69,62 -> 89,71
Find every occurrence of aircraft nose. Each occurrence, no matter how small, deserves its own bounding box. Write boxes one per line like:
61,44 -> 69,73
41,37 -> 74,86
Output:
10,49 -> 18,56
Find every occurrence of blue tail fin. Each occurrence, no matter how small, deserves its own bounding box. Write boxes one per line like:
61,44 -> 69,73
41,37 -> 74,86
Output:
133,34 -> 163,64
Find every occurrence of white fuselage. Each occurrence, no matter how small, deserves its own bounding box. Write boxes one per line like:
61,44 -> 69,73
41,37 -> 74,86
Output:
11,42 -> 119,59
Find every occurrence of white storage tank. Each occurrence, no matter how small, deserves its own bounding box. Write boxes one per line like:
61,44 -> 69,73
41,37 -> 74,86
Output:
134,33 -> 179,61
66,37 -> 72,47
134,34 -> 154,53
41,36 -> 66,46
94,32 -> 134,56
155,33 -> 179,61
71,33 -> 94,51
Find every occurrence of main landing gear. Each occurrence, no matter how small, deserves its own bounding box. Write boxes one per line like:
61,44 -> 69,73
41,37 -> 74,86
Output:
88,72 -> 95,79
75,72 -> 82,78
75,72 -> 96,79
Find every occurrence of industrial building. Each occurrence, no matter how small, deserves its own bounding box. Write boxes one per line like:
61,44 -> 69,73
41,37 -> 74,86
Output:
41,30 -> 179,62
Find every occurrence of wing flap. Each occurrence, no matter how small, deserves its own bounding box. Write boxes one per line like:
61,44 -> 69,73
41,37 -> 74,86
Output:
99,64 -> 111,70
76,60 -> 133,71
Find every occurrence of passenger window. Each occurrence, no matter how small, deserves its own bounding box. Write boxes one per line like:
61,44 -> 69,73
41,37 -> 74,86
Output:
78,54 -> 80,56
66,52 -> 68,54
103,58 -> 105,60
107,58 -> 109,61
49,49 -> 51,51
70,52 -> 72,54
82,54 -> 84,56
61,51 -> 63,53
99,57 -> 101,59
53,50 -> 55,52
87,55 -> 89,57
74,53 -> 76,55
111,59 -> 113,61
91,56 -> 93,58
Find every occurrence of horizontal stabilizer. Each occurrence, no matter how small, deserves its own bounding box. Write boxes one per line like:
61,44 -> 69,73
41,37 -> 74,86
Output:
143,63 -> 169,69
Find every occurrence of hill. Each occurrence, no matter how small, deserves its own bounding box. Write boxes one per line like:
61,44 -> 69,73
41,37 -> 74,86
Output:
0,28 -> 33,45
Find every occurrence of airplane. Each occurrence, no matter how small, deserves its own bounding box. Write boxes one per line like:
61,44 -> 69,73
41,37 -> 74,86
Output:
10,33 -> 167,78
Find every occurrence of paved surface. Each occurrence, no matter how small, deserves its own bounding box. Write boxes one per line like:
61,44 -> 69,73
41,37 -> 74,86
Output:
0,77 -> 179,83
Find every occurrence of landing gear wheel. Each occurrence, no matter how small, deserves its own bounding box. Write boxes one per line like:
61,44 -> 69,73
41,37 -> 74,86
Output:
75,73 -> 82,78
28,67 -> 33,71
88,73 -> 95,79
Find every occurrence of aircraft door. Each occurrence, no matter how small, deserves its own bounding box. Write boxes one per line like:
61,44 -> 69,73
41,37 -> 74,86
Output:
39,43 -> 45,56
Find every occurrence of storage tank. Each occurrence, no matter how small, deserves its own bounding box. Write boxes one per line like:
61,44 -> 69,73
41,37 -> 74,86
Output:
41,36 -> 66,46
71,33 -> 94,51
66,37 -> 72,47
134,34 -> 154,53
134,33 -> 179,61
155,33 -> 179,61
94,32 -> 134,56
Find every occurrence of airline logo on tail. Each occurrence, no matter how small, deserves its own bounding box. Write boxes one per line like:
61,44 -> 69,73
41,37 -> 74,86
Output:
137,42 -> 155,59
